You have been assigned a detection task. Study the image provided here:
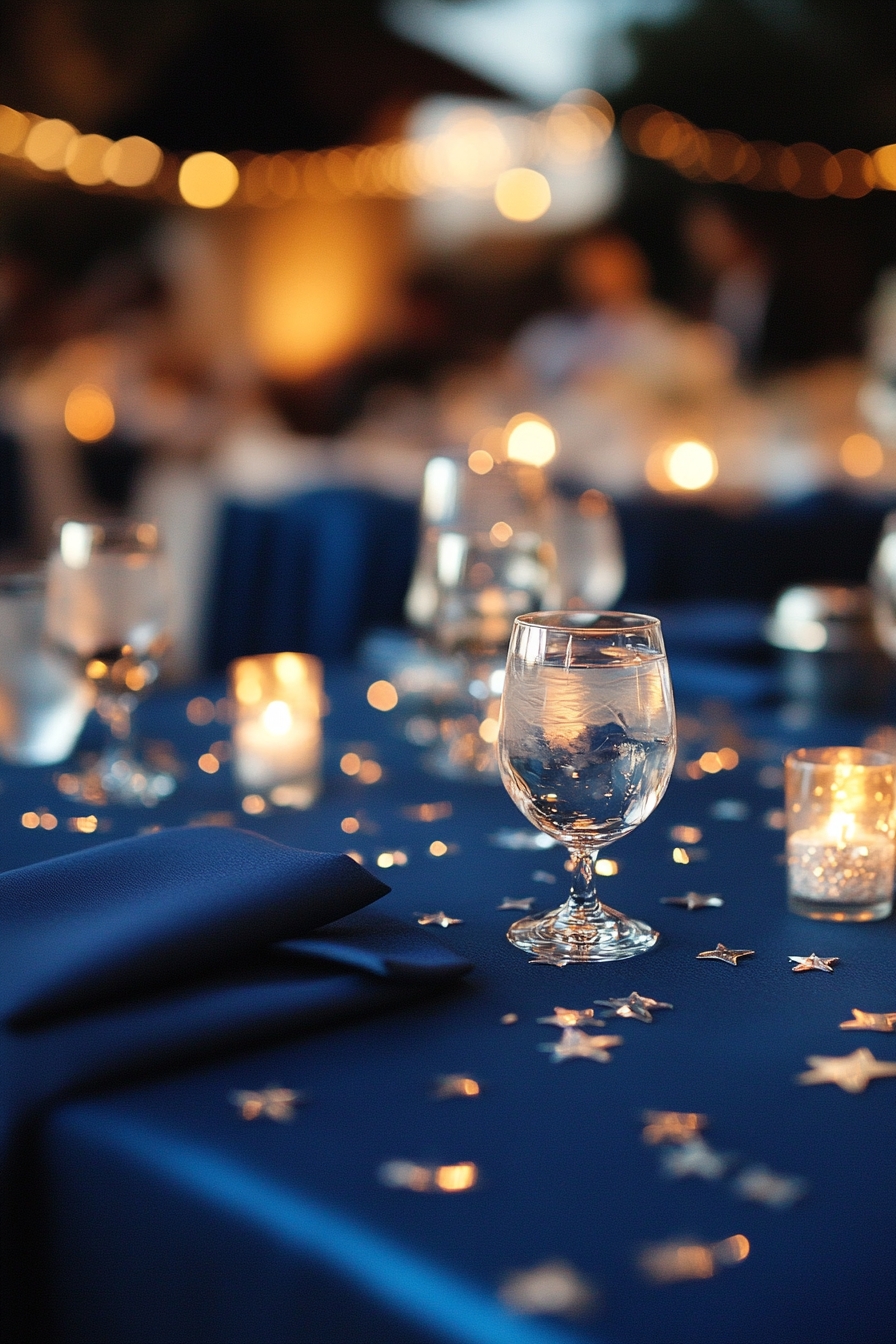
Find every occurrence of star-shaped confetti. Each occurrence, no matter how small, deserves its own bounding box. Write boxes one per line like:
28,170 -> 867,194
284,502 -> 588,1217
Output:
377,1160 -> 478,1192
498,1261 -> 597,1317
638,1234 -> 749,1285
497,896 -> 536,911
732,1164 -> 808,1209
538,1007 -> 603,1028
431,1074 -> 482,1099
538,1028 -> 623,1063
415,910 -> 463,927
229,1087 -> 306,1121
789,953 -> 838,973
641,1110 -> 708,1145
662,892 -> 724,910
796,1048 -> 896,1093
528,951 -> 573,966
697,943 -> 754,966
840,1008 -> 896,1032
594,992 -> 673,1023
660,1139 -> 733,1180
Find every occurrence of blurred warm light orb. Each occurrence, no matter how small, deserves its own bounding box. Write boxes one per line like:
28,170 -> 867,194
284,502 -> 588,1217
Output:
494,167 -> 551,221
0,105 -> 31,155
65,134 -> 113,186
367,680 -> 399,711
665,440 -> 718,491
468,449 -> 494,474
872,144 -> 896,190
103,136 -> 162,188
179,151 -> 239,208
505,414 -> 557,467
646,440 -> 718,492
246,199 -> 399,379
63,384 -> 115,442
24,119 -> 76,171
840,432 -> 884,478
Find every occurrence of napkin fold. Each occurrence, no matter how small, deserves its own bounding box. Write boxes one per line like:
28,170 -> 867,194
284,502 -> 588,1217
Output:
0,827 -> 472,1339
0,826 -> 392,1027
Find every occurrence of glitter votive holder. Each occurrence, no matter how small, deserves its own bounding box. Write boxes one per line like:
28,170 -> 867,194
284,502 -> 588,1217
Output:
785,747 -> 895,921
229,653 -> 323,808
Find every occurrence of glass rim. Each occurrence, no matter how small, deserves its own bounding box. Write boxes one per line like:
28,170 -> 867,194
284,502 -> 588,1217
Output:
513,610 -> 661,634
785,746 -> 896,770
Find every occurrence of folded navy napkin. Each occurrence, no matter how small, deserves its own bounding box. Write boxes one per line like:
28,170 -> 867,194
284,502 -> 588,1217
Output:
0,827 -> 472,1339
0,826 -> 393,1026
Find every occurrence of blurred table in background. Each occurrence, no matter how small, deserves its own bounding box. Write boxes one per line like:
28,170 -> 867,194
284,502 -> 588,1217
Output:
1,660 -> 893,1344
198,487 -> 891,670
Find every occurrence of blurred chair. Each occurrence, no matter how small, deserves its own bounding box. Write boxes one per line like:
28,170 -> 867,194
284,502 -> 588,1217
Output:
616,491 -> 890,605
203,488 -> 418,670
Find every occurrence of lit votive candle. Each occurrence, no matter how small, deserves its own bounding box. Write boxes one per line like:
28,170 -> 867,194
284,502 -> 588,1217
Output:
229,653 -> 323,808
785,747 -> 895,921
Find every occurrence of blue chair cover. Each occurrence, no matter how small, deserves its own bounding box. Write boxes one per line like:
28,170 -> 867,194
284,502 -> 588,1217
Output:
204,488 -> 418,670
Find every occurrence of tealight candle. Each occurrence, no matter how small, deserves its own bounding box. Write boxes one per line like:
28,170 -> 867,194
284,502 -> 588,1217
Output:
229,653 -> 323,808
785,747 -> 895,921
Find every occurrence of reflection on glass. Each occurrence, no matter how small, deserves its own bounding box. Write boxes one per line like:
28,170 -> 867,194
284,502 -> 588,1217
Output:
498,611 -> 675,962
45,519 -> 175,805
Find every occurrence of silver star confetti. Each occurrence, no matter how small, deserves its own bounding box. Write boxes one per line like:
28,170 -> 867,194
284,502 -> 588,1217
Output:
415,911 -> 463,927
528,952 -> 574,967
638,1234 -> 749,1284
377,1160 -> 478,1192
660,1139 -> 733,1180
595,992 -> 673,1023
538,1028 -> 623,1063
732,1165 -> 808,1209
537,1007 -> 603,1028
497,896 -> 536,911
498,1261 -> 597,1318
789,953 -> 838,973
229,1087 -> 306,1121
662,892 -> 724,910
840,1008 -> 896,1032
796,1048 -> 896,1093
641,1110 -> 708,1145
431,1074 -> 482,1099
697,943 -> 754,966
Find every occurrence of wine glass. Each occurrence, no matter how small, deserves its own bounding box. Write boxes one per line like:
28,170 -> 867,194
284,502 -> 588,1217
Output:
497,611 -> 676,962
45,519 -> 176,805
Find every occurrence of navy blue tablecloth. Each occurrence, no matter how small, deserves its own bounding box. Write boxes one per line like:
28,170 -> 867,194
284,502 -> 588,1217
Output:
1,672 -> 893,1344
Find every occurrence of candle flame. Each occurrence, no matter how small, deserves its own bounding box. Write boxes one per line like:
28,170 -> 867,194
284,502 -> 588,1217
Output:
826,811 -> 856,846
262,700 -> 293,735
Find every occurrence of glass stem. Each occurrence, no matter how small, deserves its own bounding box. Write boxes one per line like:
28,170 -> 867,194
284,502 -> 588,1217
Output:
565,848 -> 625,931
566,849 -> 600,917
97,692 -> 133,745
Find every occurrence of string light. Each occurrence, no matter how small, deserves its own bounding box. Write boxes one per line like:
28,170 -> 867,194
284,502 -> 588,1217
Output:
621,104 -> 895,198
0,93 -> 890,215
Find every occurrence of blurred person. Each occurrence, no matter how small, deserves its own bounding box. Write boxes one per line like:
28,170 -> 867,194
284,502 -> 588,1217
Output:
508,231 -> 676,391
680,197 -> 771,372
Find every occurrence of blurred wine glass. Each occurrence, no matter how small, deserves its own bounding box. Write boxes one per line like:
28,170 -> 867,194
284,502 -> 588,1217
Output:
871,511 -> 896,657
0,572 -> 91,765
498,611 -> 675,962
45,519 -> 176,805
405,452 -> 556,777
550,488 -> 625,610
406,453 -> 557,656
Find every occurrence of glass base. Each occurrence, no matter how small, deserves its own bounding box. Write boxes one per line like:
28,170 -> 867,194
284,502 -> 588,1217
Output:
788,894 -> 893,922
507,904 -> 659,963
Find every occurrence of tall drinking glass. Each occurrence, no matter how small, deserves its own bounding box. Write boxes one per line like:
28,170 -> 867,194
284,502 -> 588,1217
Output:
498,611 -> 676,962
45,519 -> 175,805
